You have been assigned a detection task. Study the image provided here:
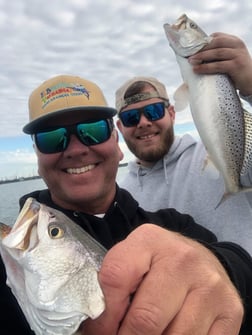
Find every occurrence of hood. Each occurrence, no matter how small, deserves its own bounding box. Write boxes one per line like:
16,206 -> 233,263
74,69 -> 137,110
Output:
127,134 -> 197,185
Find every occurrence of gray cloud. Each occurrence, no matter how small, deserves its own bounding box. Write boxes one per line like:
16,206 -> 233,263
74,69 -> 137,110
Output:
0,0 -> 252,137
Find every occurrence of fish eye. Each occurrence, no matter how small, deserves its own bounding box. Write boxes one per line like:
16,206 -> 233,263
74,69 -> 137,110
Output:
190,22 -> 198,29
48,224 -> 65,239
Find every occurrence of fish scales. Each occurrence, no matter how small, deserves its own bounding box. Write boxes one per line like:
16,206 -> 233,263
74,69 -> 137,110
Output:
242,109 -> 252,174
163,14 -> 252,199
0,197 -> 106,335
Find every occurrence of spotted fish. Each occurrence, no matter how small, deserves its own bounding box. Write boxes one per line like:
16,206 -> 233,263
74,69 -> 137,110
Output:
163,14 -> 252,200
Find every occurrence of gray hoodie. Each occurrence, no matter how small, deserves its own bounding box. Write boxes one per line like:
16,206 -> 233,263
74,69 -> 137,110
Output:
120,134 -> 252,254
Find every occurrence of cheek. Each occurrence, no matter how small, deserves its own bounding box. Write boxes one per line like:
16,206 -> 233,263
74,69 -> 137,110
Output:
36,153 -> 58,175
103,138 -> 124,162
121,128 -> 134,142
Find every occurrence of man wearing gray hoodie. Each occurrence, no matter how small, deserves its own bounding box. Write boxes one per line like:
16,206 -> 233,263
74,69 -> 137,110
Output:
116,32 -> 252,255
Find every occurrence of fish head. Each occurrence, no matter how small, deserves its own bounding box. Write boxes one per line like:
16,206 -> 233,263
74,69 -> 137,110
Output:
0,197 -> 106,335
164,13 -> 211,57
1,197 -> 40,251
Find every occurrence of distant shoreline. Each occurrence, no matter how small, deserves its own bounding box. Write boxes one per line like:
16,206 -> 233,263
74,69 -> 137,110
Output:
0,175 -> 42,185
0,162 -> 128,185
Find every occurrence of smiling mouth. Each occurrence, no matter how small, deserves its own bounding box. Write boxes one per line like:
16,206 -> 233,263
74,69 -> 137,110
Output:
137,133 -> 157,140
66,164 -> 96,175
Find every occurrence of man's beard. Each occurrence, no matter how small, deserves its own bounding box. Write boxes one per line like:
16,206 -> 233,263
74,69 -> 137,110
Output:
125,127 -> 174,163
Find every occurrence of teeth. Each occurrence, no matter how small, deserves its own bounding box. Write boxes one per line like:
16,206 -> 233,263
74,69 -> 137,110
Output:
139,134 -> 155,139
67,164 -> 95,175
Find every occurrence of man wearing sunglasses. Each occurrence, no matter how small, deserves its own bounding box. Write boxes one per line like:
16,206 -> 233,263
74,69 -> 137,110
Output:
116,32 -> 252,256
2,74 -> 252,335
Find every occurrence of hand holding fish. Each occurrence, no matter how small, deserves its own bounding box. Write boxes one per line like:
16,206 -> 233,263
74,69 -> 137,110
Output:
82,224 -> 243,335
188,32 -> 252,96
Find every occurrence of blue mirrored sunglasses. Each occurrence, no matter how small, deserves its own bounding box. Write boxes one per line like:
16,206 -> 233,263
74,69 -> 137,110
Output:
33,119 -> 114,154
119,101 -> 169,127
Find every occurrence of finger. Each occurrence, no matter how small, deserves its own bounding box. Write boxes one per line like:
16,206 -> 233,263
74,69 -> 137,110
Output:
118,228 -> 244,335
189,47 -> 237,65
162,290 -> 213,335
189,33 -> 244,63
162,272 -> 243,335
163,289 -> 242,335
81,297 -> 129,335
208,315 -> 243,335
207,295 -> 243,335
117,228 -> 200,335
188,46 -> 239,76
118,259 -> 188,335
206,33 -> 242,49
83,234 -> 153,335
190,59 -> 236,76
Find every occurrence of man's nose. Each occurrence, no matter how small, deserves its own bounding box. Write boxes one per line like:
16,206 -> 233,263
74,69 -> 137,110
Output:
137,113 -> 152,127
64,134 -> 89,155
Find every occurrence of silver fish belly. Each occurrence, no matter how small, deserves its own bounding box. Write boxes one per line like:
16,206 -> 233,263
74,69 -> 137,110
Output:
163,14 -> 252,198
0,197 -> 106,335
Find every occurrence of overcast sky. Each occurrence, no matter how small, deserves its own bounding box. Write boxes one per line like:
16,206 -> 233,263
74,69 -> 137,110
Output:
1,0 -> 252,179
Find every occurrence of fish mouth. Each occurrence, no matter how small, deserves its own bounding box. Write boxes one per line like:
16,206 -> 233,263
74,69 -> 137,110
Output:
66,164 -> 96,175
171,13 -> 188,31
164,13 -> 188,32
1,198 -> 40,250
0,222 -> 12,239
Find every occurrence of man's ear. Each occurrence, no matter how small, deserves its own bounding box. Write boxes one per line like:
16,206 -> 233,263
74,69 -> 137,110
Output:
168,105 -> 176,124
116,119 -> 123,133
112,128 -> 119,141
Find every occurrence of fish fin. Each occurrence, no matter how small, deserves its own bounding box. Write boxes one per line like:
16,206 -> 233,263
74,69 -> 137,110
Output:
202,155 -> 220,180
214,192 -> 231,209
241,109 -> 252,174
85,271 -> 105,319
215,185 -> 252,209
173,83 -> 189,112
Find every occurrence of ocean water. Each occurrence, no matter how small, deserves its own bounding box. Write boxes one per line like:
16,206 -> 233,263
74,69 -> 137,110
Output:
0,165 -> 128,226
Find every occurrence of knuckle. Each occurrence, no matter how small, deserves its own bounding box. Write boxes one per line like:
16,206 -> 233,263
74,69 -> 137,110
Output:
235,304 -> 244,323
99,261 -> 126,289
203,272 -> 244,321
227,293 -> 244,320
214,302 -> 244,334
127,305 -> 162,334
98,242 -> 133,290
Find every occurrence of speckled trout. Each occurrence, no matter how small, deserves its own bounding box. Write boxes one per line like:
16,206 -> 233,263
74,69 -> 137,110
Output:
164,14 -> 252,199
0,197 -> 106,335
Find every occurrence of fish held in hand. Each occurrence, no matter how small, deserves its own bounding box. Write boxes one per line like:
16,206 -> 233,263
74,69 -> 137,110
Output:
0,197 -> 106,335
163,14 -> 252,202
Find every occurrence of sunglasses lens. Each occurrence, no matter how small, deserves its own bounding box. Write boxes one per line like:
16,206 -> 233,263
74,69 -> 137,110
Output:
34,120 -> 112,154
144,102 -> 165,121
77,120 -> 111,146
35,128 -> 68,154
119,109 -> 140,127
119,102 -> 165,127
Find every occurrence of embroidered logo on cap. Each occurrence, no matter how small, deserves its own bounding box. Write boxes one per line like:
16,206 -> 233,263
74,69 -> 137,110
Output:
40,82 -> 90,109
